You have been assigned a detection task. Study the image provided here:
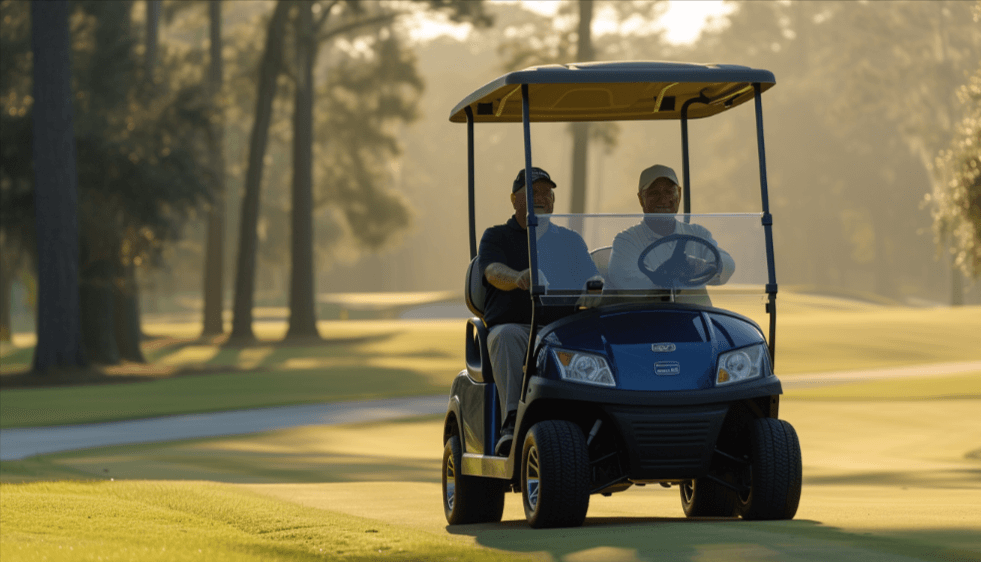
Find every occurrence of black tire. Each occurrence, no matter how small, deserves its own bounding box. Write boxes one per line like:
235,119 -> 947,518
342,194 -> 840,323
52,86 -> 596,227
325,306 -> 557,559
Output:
736,418 -> 802,521
442,435 -> 506,525
680,478 -> 737,517
521,421 -> 590,528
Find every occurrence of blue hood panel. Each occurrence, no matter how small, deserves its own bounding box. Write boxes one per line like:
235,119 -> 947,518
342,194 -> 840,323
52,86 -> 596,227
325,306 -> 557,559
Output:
540,308 -> 766,392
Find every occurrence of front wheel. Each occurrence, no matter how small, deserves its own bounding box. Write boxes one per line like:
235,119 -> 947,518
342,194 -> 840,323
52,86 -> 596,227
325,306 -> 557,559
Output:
736,418 -> 802,520
521,421 -> 590,528
442,435 -> 505,525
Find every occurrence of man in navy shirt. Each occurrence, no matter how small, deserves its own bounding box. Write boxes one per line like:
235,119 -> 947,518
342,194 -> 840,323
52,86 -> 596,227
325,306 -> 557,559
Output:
478,167 -> 598,455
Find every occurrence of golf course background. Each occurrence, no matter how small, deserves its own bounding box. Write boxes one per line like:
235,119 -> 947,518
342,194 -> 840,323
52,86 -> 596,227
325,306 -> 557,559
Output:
1,292 -> 980,561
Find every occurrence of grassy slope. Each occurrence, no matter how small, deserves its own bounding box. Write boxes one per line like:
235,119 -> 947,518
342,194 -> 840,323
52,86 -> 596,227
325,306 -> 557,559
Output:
2,300 -> 979,429
0,480 -> 532,562
3,387 -> 978,560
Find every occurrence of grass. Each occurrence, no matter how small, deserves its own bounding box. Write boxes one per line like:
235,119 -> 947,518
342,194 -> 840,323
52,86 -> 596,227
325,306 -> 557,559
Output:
3,392 -> 979,560
789,371 -> 981,400
1,295 -> 979,430
0,480 -> 532,562
0,321 -> 460,429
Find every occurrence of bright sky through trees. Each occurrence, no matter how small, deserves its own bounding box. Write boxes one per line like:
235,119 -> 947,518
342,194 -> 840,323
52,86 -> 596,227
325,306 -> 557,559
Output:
407,0 -> 732,45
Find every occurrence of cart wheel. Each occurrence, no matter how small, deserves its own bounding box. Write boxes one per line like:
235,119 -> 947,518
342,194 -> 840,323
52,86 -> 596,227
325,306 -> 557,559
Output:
521,421 -> 590,528
736,418 -> 802,520
442,435 -> 505,525
680,478 -> 737,517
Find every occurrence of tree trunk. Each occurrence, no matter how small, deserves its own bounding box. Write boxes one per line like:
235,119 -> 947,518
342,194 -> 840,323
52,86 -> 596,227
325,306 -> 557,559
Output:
568,0 -> 593,215
145,0 -> 159,87
230,0 -> 291,342
114,262 -> 145,361
0,245 -> 13,343
202,0 -> 226,336
286,2 -> 319,340
30,0 -> 86,372
79,244 -> 119,365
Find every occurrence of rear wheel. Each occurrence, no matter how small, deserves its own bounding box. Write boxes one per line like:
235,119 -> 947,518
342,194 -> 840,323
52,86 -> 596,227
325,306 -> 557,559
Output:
442,435 -> 506,525
736,418 -> 802,520
680,478 -> 737,517
521,421 -> 590,528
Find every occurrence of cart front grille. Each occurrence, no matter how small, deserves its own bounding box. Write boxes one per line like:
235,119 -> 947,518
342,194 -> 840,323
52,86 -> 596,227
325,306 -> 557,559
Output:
606,404 -> 729,478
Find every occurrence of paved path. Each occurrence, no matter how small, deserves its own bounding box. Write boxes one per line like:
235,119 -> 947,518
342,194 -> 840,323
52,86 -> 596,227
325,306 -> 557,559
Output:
1,360 -> 978,461
0,396 -> 447,461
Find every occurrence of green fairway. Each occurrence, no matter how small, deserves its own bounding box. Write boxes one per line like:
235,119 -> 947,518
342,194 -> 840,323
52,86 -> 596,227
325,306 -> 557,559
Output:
1,297 -> 979,431
3,385 -> 979,561
0,480 -> 533,562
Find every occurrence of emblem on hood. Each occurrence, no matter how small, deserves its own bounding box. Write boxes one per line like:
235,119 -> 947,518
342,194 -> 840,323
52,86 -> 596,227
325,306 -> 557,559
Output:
655,361 -> 681,375
651,343 -> 676,353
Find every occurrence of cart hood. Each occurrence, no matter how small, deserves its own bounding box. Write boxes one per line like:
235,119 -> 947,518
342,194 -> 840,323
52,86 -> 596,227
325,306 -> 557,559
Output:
538,308 -> 767,391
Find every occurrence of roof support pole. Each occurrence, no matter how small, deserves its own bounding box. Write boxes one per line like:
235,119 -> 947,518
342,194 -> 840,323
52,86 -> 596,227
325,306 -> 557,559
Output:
753,82 -> 778,365
679,95 -> 707,216
522,84 -> 539,289
465,106 -> 476,260
521,83 -> 540,404
680,106 -> 691,214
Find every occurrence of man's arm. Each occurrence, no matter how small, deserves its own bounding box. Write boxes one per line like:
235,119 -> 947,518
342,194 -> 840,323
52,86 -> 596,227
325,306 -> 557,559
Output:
608,231 -> 653,290
690,226 -> 735,285
485,263 -> 530,291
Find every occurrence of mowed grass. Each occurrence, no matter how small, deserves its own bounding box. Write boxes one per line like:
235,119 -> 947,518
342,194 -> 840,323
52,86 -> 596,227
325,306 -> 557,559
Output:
3,389 -> 979,561
1,296 -> 979,429
0,320 -> 461,429
0,480 -> 532,562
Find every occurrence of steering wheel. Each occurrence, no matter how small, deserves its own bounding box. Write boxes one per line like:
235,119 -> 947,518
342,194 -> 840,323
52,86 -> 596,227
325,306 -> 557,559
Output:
637,234 -> 721,289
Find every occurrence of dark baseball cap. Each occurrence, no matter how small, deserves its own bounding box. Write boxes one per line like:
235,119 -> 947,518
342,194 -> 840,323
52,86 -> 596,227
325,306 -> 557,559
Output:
512,167 -> 556,193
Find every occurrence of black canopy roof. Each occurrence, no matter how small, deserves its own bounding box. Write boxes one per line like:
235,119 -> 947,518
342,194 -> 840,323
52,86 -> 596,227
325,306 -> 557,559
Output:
449,61 -> 775,123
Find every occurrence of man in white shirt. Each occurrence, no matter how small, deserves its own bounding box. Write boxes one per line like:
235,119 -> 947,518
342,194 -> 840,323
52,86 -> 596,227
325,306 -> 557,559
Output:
608,164 -> 734,298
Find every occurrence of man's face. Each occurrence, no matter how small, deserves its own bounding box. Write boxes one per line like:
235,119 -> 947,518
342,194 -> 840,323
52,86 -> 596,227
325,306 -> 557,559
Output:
511,180 -> 555,215
638,177 -> 681,214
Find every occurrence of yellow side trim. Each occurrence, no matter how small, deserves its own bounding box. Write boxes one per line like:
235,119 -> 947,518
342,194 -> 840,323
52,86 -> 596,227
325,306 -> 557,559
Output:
495,86 -> 522,117
653,82 -> 679,113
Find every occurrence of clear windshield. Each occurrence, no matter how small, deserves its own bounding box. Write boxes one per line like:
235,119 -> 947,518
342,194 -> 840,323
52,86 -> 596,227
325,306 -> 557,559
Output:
532,213 -> 769,318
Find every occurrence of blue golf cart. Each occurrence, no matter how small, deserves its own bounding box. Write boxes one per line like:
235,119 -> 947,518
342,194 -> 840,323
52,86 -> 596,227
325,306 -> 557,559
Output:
441,62 -> 801,529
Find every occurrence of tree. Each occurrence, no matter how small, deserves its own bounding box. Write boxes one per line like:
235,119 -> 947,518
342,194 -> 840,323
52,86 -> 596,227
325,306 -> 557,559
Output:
931,64 -> 981,281
229,0 -> 291,342
29,0 -> 86,372
286,0 -> 317,338
230,0 -> 492,342
202,0 -> 227,336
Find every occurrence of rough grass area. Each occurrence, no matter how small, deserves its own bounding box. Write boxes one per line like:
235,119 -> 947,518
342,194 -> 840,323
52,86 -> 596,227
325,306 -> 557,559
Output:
1,299 -> 979,429
0,321 -> 459,428
0,480 -> 530,562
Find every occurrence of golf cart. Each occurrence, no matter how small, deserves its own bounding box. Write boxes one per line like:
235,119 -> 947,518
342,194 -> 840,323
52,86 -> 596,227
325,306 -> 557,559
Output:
441,62 -> 801,529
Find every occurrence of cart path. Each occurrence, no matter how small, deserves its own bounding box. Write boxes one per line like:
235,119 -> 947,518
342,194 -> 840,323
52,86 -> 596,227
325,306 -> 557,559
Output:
1,360 -> 978,461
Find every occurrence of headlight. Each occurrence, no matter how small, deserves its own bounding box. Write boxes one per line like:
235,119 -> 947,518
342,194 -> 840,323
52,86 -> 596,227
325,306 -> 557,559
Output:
716,344 -> 768,386
552,348 -> 615,387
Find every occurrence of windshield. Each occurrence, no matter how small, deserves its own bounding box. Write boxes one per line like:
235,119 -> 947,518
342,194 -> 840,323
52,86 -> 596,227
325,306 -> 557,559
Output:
532,213 -> 769,317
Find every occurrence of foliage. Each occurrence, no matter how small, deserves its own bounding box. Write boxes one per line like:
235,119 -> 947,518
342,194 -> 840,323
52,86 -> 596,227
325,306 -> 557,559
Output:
931,65 -> 981,278
0,0 -> 213,270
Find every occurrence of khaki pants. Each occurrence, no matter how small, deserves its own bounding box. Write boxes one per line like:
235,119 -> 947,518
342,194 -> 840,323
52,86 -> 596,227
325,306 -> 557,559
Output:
487,323 -> 530,421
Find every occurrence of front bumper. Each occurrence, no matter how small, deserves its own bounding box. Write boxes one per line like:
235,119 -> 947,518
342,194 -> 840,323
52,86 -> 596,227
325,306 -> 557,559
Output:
524,377 -> 781,480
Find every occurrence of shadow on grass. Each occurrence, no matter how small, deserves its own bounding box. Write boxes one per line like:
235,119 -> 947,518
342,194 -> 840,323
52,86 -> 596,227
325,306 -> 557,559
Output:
450,517 -> 981,562
0,363 -> 244,389
1,330 -> 405,389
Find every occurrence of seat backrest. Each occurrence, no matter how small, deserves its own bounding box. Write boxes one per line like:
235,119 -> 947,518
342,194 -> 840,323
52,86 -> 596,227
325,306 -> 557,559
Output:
465,256 -> 485,318
590,245 -> 612,280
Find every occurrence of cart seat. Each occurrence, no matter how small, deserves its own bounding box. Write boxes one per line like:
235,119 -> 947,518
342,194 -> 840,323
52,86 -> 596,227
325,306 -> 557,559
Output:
465,256 -> 486,319
590,245 -> 612,280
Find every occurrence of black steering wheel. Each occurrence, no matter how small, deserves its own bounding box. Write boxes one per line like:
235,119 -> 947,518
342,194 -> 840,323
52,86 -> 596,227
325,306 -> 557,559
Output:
637,233 -> 721,289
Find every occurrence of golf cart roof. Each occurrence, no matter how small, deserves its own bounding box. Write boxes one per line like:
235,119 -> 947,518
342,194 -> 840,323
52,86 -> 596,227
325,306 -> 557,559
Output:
449,61 -> 775,123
